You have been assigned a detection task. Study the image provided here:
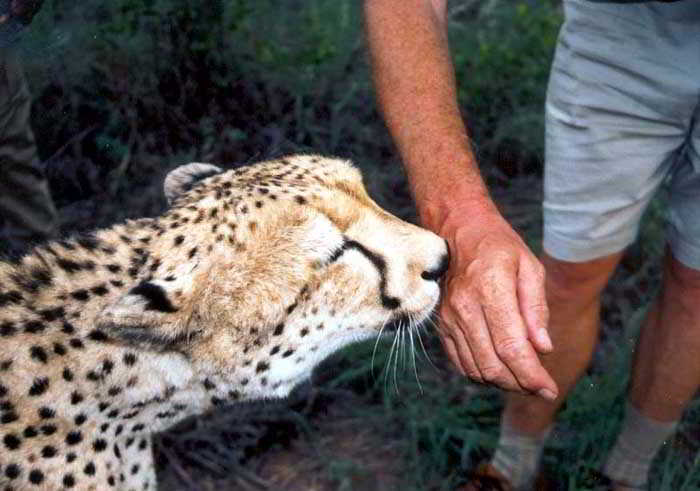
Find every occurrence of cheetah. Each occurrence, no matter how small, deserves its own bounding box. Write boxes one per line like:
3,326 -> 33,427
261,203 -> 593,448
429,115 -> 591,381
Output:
0,155 -> 448,490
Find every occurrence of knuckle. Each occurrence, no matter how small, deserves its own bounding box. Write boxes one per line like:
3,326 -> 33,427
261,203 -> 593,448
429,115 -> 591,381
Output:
494,338 -> 527,361
480,365 -> 505,384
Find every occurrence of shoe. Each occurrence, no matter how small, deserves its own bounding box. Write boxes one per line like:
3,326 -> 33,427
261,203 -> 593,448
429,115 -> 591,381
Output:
457,463 -> 513,491
457,462 -> 554,491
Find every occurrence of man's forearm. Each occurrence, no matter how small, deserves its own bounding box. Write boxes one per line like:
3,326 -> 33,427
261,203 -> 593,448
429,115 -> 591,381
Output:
364,0 -> 497,232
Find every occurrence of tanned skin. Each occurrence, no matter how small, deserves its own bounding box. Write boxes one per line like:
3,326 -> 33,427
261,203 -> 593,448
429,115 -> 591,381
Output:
364,0 -> 557,399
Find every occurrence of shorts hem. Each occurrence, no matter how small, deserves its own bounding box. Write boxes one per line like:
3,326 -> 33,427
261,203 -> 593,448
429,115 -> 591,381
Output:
543,232 -> 633,263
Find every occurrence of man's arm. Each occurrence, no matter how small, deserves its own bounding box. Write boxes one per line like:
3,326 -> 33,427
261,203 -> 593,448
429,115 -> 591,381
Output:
364,0 -> 557,399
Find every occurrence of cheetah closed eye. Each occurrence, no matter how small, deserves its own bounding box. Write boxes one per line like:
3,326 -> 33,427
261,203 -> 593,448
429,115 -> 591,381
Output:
0,155 -> 448,490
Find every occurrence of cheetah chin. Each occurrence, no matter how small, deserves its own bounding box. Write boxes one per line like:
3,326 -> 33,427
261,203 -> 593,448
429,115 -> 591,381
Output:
0,154 -> 447,490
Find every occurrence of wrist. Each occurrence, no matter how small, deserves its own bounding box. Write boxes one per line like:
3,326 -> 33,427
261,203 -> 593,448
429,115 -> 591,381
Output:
415,182 -> 501,237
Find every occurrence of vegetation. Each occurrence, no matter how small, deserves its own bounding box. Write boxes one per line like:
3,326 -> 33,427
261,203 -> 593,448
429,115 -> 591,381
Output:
15,0 -> 699,489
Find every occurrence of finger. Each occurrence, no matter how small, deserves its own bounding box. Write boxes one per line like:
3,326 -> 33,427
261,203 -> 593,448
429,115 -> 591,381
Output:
480,268 -> 558,399
437,309 -> 483,381
451,298 -> 521,391
518,254 -> 552,353
438,333 -> 467,377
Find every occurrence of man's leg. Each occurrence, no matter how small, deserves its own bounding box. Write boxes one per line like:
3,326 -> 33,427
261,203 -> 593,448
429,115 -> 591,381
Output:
601,252 -> 700,488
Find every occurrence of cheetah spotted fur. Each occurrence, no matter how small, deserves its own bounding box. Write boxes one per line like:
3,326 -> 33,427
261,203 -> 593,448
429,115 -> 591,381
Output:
0,155 -> 448,490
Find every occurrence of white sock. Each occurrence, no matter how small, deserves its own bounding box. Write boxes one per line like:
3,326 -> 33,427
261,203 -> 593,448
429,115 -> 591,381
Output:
603,402 -> 677,488
491,421 -> 551,490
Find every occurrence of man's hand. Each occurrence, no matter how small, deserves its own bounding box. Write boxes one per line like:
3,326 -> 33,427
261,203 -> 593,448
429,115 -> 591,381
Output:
436,205 -> 558,400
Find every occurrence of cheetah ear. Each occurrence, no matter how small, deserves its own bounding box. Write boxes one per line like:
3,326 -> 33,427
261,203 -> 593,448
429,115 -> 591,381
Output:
164,162 -> 223,205
96,277 -> 197,352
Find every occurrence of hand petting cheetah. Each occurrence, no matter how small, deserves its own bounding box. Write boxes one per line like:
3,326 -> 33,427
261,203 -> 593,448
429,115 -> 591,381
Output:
0,155 -> 448,490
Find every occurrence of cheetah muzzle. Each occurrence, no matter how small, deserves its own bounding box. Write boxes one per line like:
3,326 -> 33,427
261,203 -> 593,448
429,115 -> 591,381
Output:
0,155 -> 448,490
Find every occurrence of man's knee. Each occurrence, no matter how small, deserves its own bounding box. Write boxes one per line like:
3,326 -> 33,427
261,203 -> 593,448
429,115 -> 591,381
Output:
664,252 -> 700,304
542,251 -> 623,305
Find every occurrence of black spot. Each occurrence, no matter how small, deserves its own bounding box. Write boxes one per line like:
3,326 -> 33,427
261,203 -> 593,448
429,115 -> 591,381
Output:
0,359 -> 12,370
41,445 -> 57,458
273,323 -> 284,336
88,330 -> 109,342
23,426 -> 38,438
1,411 -> 18,424
93,439 -> 107,452
28,377 -> 49,396
174,235 -> 185,246
53,343 -> 67,355
0,289 -> 22,307
77,236 -> 100,251
70,392 -> 84,405
74,414 -> 87,426
295,195 -> 307,205
56,258 -> 82,274
111,280 -> 124,288
129,282 -> 178,313
63,473 -> 76,488
0,384 -> 7,397
66,452 -> 76,462
5,463 -> 21,479
61,322 -> 76,334
107,386 -> 122,397
40,424 -> 57,436
28,469 -> 44,485
24,321 -> 46,334
107,409 -> 119,419
84,462 -> 96,475
300,328 -> 309,337
115,425 -> 124,436
103,359 -> 115,374
91,285 -> 109,296
256,361 -> 269,373
69,338 -> 84,349
38,407 -> 55,419
123,353 -> 137,366
282,349 -> 294,358
65,431 -> 83,446
39,307 -> 65,322
98,402 -> 110,412
108,475 -> 116,486
70,290 -> 90,302
63,368 -> 74,381
132,423 -> 145,432
138,438 -> 148,450
0,322 -> 16,336
29,346 -> 48,364
3,434 -> 21,450
107,264 -> 122,273
286,302 -> 297,314
113,443 -> 121,458
270,346 -> 280,355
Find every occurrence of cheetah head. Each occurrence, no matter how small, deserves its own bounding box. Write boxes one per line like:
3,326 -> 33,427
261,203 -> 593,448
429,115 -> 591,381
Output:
97,156 -> 448,400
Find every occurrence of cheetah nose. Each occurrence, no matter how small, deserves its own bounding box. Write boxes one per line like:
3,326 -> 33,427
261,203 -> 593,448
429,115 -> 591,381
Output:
421,250 -> 450,282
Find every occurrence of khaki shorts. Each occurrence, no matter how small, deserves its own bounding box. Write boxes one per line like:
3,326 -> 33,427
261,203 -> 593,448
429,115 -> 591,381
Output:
543,0 -> 700,268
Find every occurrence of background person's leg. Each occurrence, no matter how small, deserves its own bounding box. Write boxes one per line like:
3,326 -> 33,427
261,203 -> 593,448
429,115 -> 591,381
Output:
0,48 -> 56,256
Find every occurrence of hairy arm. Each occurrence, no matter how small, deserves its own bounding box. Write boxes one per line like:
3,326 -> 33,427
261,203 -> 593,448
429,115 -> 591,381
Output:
364,0 -> 558,398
